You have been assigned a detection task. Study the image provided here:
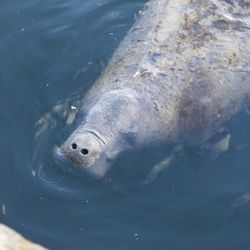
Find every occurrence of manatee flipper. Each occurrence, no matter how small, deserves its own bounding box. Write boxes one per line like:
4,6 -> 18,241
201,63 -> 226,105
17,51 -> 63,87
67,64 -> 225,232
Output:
142,156 -> 173,185
143,145 -> 182,185
35,96 -> 82,140
199,128 -> 230,164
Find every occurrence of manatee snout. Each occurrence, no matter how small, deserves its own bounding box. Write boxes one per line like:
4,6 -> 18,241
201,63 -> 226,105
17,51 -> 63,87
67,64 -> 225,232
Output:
64,133 -> 100,165
59,131 -> 110,178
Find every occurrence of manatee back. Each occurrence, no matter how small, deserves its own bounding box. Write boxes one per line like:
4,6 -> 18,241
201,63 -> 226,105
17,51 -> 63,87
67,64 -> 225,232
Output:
82,0 -> 250,144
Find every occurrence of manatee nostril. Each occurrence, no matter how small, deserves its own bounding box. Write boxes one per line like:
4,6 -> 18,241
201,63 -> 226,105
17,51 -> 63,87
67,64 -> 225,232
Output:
81,148 -> 89,155
71,143 -> 77,150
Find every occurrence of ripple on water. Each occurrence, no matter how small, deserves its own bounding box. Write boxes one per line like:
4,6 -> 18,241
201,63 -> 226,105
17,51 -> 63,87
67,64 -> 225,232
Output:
30,92 -> 90,198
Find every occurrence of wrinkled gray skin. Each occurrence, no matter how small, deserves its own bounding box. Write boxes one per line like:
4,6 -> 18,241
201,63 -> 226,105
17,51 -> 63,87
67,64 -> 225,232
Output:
59,0 -> 250,178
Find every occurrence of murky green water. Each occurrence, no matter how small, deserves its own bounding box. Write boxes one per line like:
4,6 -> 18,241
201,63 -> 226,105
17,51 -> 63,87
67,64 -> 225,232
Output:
1,1 -> 250,249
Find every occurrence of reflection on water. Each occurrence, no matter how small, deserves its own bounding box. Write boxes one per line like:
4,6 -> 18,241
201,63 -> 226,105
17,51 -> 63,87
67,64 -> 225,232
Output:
0,0 -> 250,250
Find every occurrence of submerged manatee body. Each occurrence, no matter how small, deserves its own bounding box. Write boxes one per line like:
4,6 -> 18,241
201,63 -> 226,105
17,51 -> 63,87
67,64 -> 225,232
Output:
59,0 -> 250,178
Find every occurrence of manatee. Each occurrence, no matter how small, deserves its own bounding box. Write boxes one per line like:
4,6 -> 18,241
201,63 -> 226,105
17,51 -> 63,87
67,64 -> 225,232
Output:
57,0 -> 250,178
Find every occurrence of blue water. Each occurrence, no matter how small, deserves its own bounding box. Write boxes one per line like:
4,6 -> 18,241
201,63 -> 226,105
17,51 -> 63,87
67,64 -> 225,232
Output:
1,1 -> 250,249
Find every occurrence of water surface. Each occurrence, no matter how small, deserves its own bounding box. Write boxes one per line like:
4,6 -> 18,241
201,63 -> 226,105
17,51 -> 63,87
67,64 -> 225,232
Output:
1,1 -> 250,250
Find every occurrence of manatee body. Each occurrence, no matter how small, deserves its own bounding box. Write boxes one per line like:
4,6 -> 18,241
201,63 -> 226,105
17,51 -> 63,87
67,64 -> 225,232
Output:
59,0 -> 250,178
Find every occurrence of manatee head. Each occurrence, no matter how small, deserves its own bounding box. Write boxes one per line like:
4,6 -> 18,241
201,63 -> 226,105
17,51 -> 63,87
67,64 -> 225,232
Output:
58,88 -> 143,178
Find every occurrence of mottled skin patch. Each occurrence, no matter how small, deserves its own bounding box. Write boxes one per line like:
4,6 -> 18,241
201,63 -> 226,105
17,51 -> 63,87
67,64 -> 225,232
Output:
59,0 -> 250,178
177,70 -> 214,143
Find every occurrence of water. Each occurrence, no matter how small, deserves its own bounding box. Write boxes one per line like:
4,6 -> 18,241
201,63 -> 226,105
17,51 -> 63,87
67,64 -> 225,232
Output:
0,0 -> 250,249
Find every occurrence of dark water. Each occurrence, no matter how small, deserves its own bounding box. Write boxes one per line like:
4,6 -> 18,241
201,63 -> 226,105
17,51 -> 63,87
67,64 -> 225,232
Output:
1,1 -> 250,249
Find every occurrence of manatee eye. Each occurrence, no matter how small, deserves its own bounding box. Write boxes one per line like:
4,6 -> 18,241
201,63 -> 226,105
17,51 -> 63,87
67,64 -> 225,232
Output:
81,148 -> 89,155
71,143 -> 77,149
